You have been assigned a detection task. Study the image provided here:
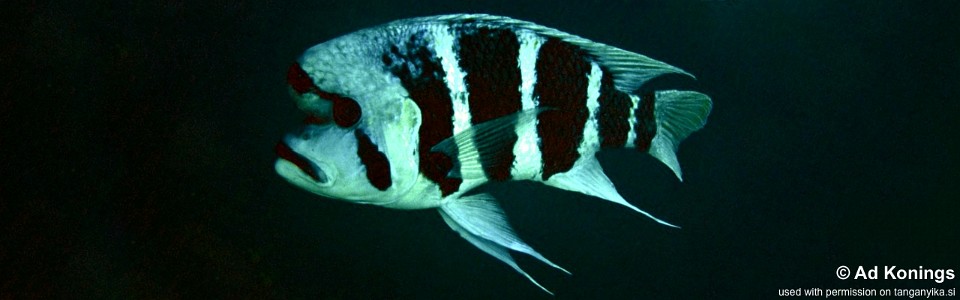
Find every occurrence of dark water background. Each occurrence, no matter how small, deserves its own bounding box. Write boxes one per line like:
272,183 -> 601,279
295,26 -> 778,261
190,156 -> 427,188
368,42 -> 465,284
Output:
4,0 -> 958,298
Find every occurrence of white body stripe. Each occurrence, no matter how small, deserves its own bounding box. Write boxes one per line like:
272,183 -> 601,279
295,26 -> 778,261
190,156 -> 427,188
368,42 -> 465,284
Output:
625,94 -> 640,146
578,62 -> 603,156
517,30 -> 544,110
433,27 -> 470,135
432,26 -> 486,182
511,31 -> 546,180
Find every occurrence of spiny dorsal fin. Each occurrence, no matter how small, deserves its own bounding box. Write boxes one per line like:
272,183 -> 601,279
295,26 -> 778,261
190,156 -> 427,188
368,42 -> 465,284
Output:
386,14 -> 694,91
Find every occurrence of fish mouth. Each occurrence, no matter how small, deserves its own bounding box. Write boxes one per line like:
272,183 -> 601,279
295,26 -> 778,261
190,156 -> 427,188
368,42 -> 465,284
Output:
274,141 -> 328,184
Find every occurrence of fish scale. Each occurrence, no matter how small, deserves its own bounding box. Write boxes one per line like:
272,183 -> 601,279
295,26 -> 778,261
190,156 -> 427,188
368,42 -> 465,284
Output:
275,14 -> 712,294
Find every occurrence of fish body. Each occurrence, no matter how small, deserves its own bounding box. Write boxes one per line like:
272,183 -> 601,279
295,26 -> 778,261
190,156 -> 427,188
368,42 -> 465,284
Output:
276,14 -> 711,293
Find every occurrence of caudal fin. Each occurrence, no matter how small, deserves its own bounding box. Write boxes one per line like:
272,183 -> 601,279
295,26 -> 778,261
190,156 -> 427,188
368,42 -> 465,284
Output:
646,90 -> 712,181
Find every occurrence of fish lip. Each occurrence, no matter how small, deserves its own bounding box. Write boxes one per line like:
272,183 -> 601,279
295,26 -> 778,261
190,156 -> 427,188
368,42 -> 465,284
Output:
274,140 -> 329,184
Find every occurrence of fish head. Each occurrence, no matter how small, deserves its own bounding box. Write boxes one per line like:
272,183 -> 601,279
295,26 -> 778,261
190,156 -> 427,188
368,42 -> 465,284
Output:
275,124 -> 397,206
287,33 -> 399,129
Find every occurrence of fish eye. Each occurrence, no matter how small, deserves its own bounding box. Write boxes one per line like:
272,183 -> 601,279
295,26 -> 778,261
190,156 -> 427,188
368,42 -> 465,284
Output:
332,97 -> 361,127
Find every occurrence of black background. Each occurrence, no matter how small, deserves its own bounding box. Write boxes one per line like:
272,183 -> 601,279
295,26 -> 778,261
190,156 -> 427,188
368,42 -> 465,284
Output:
3,0 -> 958,298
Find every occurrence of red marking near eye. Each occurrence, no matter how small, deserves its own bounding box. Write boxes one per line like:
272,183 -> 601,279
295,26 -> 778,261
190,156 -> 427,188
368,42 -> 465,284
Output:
303,115 -> 327,125
286,62 -> 362,128
275,141 -> 320,182
286,63 -> 319,94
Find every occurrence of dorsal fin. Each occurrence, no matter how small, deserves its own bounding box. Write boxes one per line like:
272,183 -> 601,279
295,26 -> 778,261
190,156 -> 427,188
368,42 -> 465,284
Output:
384,14 -> 694,91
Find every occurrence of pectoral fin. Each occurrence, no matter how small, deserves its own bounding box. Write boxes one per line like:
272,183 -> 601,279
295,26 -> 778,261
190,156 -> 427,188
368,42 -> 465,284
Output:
439,193 -> 568,294
431,108 -> 545,179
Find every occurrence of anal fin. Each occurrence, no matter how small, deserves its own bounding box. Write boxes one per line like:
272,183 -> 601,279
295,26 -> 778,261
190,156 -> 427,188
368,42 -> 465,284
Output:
544,158 -> 679,228
439,193 -> 569,294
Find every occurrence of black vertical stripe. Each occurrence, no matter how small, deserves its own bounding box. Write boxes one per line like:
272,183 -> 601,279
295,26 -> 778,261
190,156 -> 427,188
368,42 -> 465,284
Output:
596,69 -> 633,148
457,28 -> 522,181
383,32 -> 462,196
534,38 -> 591,180
634,92 -> 657,151
354,129 -> 392,191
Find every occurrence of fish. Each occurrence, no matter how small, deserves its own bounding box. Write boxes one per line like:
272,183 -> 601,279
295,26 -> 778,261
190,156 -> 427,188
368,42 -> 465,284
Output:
276,14 -> 712,294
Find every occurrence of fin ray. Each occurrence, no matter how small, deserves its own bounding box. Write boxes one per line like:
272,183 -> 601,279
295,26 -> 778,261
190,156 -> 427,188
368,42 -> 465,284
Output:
544,158 -> 679,228
439,208 -> 555,295
431,109 -> 544,179
648,90 -> 712,181
439,194 -> 569,293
